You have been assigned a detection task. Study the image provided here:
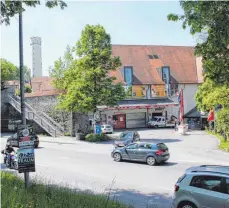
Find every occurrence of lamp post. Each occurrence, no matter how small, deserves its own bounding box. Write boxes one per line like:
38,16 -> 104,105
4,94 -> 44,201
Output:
19,5 -> 29,188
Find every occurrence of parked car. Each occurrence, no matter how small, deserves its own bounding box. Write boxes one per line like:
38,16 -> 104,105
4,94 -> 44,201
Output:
101,124 -> 113,134
171,165 -> 229,208
111,142 -> 170,166
147,116 -> 175,128
114,131 -> 140,147
7,132 -> 39,148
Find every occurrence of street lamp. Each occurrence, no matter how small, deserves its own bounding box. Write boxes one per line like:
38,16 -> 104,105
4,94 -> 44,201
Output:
19,3 -> 29,188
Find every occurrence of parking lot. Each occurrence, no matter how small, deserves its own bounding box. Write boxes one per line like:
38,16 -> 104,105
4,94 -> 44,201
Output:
1,129 -> 229,208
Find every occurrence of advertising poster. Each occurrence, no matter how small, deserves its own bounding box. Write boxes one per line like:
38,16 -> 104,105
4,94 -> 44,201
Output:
17,148 -> 35,173
151,85 -> 166,97
17,126 -> 36,173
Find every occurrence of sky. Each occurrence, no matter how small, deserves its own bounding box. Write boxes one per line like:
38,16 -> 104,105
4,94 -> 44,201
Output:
1,1 -> 196,76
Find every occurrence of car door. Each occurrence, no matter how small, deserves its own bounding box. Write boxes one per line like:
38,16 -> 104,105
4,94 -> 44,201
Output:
224,178 -> 229,208
189,175 -> 227,208
136,143 -> 151,161
161,118 -> 166,127
125,144 -> 139,161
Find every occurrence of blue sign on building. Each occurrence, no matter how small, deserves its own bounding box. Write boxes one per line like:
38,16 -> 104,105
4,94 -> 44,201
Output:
95,125 -> 102,134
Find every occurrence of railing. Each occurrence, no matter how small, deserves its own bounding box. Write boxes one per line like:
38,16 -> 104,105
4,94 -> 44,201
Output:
8,95 -> 64,137
14,96 -> 65,135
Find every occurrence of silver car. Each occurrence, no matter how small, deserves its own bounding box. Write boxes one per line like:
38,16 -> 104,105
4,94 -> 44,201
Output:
171,165 -> 229,208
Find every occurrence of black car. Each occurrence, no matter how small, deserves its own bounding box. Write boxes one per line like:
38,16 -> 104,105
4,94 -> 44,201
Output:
111,142 -> 170,166
114,131 -> 140,147
7,132 -> 39,148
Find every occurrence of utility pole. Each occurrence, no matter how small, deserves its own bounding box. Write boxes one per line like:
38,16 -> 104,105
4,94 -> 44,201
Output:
19,5 -> 29,188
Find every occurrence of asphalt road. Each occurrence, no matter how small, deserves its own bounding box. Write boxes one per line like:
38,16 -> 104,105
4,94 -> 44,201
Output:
1,129 -> 229,208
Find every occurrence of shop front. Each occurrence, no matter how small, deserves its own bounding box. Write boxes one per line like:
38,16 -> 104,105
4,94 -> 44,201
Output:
98,99 -> 178,129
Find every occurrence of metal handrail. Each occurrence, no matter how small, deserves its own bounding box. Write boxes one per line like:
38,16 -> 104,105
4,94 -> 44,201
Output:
14,95 -> 65,135
8,96 -> 58,137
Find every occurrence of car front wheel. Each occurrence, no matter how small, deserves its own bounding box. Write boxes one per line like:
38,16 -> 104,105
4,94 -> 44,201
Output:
146,156 -> 156,166
113,153 -> 122,162
178,202 -> 197,208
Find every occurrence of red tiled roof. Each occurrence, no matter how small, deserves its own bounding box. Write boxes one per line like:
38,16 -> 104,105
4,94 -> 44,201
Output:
25,90 -> 60,98
112,45 -> 198,84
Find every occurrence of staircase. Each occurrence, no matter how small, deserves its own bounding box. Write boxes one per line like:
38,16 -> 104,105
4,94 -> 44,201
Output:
8,95 -> 66,137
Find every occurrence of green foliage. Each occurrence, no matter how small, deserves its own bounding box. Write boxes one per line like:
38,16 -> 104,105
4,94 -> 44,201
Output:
15,66 -> 31,82
25,85 -> 32,93
15,89 -> 20,96
1,58 -> 17,81
1,172 -> 128,208
85,133 -> 110,142
168,1 -> 229,85
1,0 -> 67,25
196,78 -> 229,112
52,24 -> 126,113
216,108 -> 229,141
49,45 -> 74,90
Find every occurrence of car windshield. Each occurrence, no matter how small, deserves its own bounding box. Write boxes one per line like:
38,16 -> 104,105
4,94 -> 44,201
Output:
105,125 -> 111,128
151,117 -> 158,121
118,132 -> 133,140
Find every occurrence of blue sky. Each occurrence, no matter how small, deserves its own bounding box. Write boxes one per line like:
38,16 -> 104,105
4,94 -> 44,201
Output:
1,1 -> 195,76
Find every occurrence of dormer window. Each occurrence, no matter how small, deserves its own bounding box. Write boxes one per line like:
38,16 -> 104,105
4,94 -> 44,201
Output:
148,54 -> 159,59
124,66 -> 133,85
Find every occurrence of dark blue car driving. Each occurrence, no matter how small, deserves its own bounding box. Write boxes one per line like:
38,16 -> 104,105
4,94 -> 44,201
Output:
111,142 -> 170,166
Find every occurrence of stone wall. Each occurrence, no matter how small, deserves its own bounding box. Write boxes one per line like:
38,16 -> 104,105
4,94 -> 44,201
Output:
1,87 -> 90,136
25,95 -> 72,134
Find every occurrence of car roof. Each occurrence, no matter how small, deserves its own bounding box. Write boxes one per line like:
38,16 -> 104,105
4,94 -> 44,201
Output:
131,142 -> 163,146
186,165 -> 229,177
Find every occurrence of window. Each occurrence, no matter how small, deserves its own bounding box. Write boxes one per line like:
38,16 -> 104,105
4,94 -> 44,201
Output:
124,67 -> 133,85
126,144 -> 138,149
226,178 -> 229,194
190,176 -> 223,193
157,143 -> 168,150
138,143 -> 152,149
171,83 -> 179,96
119,132 -> 133,139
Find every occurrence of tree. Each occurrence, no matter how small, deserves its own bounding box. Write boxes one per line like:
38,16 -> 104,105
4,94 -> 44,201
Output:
51,25 -> 126,135
1,0 -> 67,25
168,1 -> 229,85
196,78 -> 229,111
1,58 -> 17,82
57,24 -> 126,114
15,65 -> 31,82
49,45 -> 74,90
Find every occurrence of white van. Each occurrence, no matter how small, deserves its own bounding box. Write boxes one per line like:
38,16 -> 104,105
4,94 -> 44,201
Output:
147,116 -> 175,128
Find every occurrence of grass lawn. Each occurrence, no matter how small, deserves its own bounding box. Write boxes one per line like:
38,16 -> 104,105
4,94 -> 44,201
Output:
207,130 -> 229,152
1,172 -> 130,208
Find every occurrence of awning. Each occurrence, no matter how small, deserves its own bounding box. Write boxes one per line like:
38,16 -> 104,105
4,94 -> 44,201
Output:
98,98 -> 178,110
184,106 -> 203,118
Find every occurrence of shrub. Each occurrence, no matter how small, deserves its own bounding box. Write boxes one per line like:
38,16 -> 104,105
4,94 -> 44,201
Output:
85,133 -> 110,142
25,85 -> 32,93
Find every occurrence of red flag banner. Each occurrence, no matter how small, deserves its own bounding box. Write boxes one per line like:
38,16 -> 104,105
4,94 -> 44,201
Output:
179,89 -> 184,122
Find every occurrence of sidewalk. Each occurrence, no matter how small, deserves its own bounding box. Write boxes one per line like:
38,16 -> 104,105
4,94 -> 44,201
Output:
38,132 -> 119,145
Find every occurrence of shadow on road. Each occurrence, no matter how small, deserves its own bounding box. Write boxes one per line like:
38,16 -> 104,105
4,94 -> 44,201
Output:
108,189 -> 172,208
